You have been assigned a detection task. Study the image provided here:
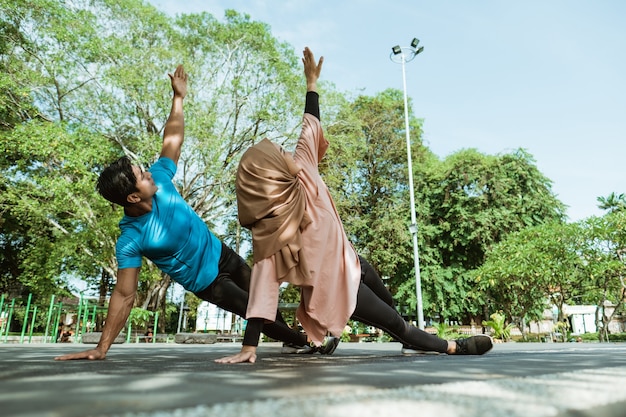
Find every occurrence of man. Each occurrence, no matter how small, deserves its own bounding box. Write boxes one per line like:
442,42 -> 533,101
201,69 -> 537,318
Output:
216,48 -> 493,364
55,65 -> 313,361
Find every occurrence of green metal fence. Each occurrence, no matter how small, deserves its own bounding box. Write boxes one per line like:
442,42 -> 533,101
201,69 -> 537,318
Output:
0,293 -> 161,344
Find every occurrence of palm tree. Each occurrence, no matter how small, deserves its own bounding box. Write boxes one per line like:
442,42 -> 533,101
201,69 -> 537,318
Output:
597,192 -> 626,213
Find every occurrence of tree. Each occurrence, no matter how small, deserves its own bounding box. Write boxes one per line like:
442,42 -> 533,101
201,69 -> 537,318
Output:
0,1 -> 314,320
477,212 -> 626,341
0,0 -> 137,303
321,88 -> 566,325
597,192 -> 626,213
474,222 -> 585,337
324,89 -> 431,296
171,9 -> 304,235
578,212 -> 626,341
411,148 -> 566,324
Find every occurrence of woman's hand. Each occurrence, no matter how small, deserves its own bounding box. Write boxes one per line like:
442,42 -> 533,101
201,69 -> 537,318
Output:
302,47 -> 323,92
214,345 -> 258,364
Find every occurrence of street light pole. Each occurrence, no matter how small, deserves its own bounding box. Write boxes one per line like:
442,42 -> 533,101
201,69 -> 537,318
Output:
390,38 -> 425,330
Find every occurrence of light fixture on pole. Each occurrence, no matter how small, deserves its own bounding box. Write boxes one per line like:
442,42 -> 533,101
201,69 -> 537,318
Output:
390,37 -> 425,330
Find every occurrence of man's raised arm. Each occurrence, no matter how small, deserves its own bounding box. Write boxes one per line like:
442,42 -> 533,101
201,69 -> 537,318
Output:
160,65 -> 187,165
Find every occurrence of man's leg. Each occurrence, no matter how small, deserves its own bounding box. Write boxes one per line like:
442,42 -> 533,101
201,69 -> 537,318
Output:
194,275 -> 306,346
194,243 -> 308,347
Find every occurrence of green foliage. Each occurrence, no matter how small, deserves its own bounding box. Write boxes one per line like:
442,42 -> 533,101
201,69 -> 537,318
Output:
340,329 -> 352,343
481,311 -> 515,341
1,120 -> 119,298
161,301 -> 181,334
0,0 -> 304,313
297,71 -> 572,329
597,192 -> 626,213
128,307 -> 153,329
183,291 -> 201,332
417,149 -> 565,322
513,333 -> 545,343
431,322 -> 458,339
475,222 -> 579,324
578,332 -> 599,342
476,212 -> 626,336
278,284 -> 301,304
278,284 -> 301,328
609,333 -> 626,342
172,9 -> 304,232
324,89 -> 430,293
553,321 -> 571,343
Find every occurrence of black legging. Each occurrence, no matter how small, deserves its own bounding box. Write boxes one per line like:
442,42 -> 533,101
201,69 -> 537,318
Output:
351,256 -> 448,353
193,243 -> 307,347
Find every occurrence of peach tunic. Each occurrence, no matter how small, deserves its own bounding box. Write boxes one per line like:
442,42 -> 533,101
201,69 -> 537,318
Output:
245,114 -> 361,345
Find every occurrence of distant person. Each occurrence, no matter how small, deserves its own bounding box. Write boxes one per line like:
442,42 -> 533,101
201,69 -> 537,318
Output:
216,47 -> 493,364
55,65 -> 316,361
57,324 -> 72,343
144,327 -> 154,343
56,324 -> 64,342
60,327 -> 72,343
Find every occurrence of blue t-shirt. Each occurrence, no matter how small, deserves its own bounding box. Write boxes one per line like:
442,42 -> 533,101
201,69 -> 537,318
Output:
115,157 -> 222,293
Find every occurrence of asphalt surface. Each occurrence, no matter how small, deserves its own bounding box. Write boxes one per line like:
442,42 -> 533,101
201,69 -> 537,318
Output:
1,341 -> 626,417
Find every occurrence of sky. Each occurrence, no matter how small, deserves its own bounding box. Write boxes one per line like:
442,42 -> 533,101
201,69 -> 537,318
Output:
149,0 -> 626,222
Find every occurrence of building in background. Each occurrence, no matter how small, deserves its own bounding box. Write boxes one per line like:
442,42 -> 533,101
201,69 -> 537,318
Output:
195,302 -> 244,334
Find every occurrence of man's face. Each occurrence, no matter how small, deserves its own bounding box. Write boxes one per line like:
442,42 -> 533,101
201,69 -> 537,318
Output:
129,165 -> 158,202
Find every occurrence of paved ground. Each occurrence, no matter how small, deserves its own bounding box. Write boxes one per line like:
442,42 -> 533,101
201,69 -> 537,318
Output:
1,341 -> 626,417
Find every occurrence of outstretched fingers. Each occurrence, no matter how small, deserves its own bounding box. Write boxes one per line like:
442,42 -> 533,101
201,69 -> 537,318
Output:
214,351 -> 257,364
169,64 -> 187,80
168,64 -> 188,98
302,47 -> 323,80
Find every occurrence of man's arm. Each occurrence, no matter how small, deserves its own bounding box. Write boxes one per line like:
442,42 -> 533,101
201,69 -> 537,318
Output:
54,268 -> 139,360
160,65 -> 187,165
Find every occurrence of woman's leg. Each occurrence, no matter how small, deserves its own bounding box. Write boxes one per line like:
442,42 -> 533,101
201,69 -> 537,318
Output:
351,282 -> 448,353
359,256 -> 394,307
354,257 -> 492,355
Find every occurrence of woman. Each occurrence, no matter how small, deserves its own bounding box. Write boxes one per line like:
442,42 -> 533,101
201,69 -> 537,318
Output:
216,47 -> 492,364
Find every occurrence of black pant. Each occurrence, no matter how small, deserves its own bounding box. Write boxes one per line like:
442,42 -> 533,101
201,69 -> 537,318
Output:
193,243 -> 307,346
351,256 -> 448,353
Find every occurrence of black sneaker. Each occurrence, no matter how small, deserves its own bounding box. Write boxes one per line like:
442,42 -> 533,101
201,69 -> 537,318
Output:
281,343 -> 316,354
453,335 -> 493,355
317,336 -> 340,355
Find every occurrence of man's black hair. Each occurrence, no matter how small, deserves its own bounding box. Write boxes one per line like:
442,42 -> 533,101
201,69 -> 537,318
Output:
96,156 -> 138,207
